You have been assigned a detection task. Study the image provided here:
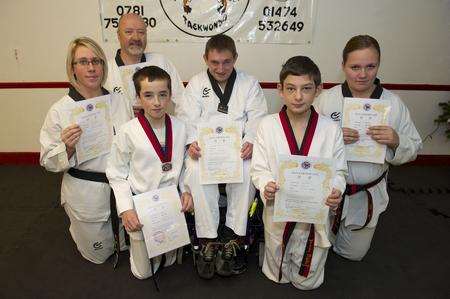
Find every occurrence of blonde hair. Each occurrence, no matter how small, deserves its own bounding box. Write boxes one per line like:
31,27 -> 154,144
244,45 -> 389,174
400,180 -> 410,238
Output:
66,37 -> 108,88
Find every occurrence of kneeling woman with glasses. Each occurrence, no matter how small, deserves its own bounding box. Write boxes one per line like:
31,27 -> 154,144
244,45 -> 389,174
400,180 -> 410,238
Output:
40,37 -> 132,264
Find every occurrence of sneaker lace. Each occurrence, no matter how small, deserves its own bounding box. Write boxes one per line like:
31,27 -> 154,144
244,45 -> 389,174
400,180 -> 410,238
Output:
223,240 -> 240,260
203,242 -> 219,261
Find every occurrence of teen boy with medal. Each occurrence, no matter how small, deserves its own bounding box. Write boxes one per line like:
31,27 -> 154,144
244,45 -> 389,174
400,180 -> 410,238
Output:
106,66 -> 193,279
250,56 -> 347,290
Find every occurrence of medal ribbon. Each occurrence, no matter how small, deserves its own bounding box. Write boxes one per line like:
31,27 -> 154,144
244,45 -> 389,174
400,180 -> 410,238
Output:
137,113 -> 173,164
207,68 -> 237,114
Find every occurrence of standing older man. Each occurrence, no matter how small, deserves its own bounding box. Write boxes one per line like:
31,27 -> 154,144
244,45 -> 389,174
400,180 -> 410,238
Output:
105,13 -> 184,112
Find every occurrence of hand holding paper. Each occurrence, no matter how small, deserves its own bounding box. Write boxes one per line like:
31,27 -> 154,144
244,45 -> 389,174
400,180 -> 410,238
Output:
367,125 -> 399,149
122,209 -> 143,232
61,124 -> 82,158
325,188 -> 342,211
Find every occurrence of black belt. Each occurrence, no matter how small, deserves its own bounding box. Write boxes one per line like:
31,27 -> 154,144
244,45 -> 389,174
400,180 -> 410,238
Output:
68,168 -> 108,183
67,167 -> 128,268
332,171 -> 387,234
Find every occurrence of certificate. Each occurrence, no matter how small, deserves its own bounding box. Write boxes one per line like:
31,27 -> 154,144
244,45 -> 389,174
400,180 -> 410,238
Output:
198,116 -> 243,184
273,155 -> 335,224
70,95 -> 113,164
132,185 -> 190,259
342,98 -> 391,164
119,62 -> 151,108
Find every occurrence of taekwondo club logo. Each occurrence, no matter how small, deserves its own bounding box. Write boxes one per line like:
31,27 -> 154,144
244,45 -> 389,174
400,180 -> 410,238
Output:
330,112 -> 341,121
152,194 -> 160,202
202,87 -> 211,98
215,126 -> 223,134
301,161 -> 311,169
93,242 -> 103,250
160,0 -> 249,37
363,103 -> 372,111
86,104 -> 94,111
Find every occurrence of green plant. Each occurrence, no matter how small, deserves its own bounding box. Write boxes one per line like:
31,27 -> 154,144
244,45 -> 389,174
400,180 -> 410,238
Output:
435,100 -> 450,139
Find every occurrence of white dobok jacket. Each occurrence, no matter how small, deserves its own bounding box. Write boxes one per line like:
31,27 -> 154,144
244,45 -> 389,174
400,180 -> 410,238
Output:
314,84 -> 422,228
176,69 -> 268,145
40,88 -> 131,222
251,112 -> 348,282
106,115 -> 188,216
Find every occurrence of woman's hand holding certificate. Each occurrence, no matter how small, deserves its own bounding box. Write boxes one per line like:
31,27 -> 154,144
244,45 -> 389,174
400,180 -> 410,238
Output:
342,97 -> 391,164
70,95 -> 113,163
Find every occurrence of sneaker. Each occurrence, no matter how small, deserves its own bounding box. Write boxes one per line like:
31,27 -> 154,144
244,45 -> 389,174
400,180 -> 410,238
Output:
231,244 -> 248,275
215,239 -> 240,276
196,242 -> 217,279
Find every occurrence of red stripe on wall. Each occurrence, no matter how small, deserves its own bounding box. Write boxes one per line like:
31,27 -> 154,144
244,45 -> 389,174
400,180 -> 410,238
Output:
1,82 -> 450,91
0,152 -> 449,166
0,152 -> 40,165
0,82 -> 70,89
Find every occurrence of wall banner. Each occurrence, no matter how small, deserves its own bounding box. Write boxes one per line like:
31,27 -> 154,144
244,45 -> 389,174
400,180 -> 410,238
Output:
99,0 -> 316,44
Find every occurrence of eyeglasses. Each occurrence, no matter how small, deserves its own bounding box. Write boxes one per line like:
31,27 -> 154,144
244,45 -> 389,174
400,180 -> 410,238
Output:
73,58 -> 103,66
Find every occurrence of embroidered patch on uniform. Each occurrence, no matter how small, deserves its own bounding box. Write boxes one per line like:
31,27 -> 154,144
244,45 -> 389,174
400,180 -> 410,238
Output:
113,86 -> 123,94
93,242 -> 103,250
202,87 -> 211,98
152,194 -> 160,202
216,126 -> 223,134
331,112 -> 341,121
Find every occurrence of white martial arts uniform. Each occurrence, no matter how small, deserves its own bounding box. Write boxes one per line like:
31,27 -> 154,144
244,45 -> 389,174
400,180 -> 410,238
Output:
106,114 -> 187,279
177,69 -> 267,238
314,82 -> 422,260
251,109 -> 347,290
104,50 -> 184,106
40,87 -> 132,264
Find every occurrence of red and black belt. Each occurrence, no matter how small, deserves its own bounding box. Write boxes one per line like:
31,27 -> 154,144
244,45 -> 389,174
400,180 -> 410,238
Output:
331,171 -> 387,235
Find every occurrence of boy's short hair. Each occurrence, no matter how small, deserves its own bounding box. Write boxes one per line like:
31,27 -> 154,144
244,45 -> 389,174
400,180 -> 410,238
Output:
133,66 -> 172,95
204,34 -> 237,58
279,56 -> 322,87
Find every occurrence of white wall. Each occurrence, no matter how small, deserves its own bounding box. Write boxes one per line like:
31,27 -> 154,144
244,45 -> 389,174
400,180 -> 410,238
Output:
1,0 -> 449,154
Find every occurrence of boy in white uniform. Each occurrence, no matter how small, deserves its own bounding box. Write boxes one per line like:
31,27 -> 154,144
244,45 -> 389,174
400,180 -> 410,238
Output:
104,13 -> 184,112
106,66 -> 193,279
251,56 -> 347,290
176,34 -> 267,278
314,35 -> 422,261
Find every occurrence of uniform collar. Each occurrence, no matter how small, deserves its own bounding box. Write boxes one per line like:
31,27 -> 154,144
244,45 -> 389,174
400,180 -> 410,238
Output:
341,78 -> 383,99
68,85 -> 109,101
114,49 -> 146,66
